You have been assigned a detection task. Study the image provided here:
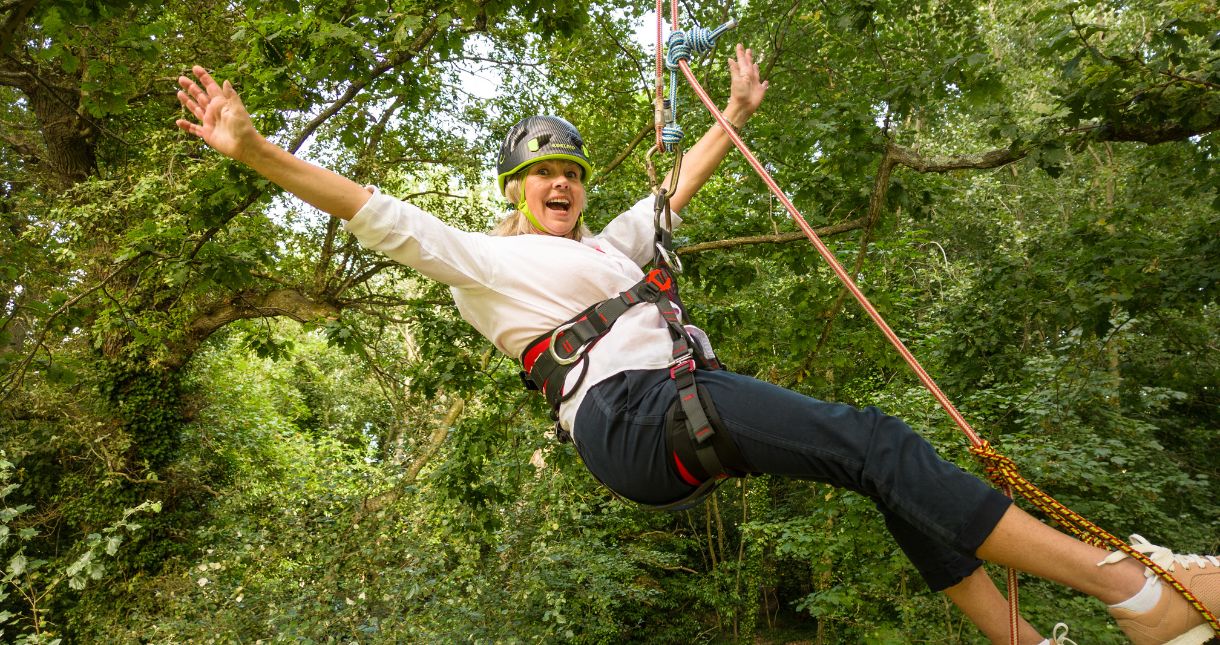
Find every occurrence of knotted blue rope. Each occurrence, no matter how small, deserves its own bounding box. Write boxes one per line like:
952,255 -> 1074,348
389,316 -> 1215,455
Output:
665,19 -> 737,69
661,122 -> 685,150
661,19 -> 737,151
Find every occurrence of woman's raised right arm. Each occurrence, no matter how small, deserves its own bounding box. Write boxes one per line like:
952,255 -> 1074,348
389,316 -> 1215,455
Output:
176,65 -> 371,221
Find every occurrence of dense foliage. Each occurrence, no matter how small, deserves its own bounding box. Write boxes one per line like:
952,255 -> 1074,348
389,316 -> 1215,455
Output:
1,0 -> 1216,642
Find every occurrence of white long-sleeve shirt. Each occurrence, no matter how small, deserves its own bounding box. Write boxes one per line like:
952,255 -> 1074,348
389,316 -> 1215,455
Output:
342,189 -> 681,435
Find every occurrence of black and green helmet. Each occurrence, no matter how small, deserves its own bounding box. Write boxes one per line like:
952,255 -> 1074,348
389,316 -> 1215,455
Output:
496,116 -> 593,196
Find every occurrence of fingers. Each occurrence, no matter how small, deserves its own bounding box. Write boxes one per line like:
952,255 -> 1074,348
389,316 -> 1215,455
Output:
222,80 -> 243,108
176,74 -> 209,122
176,65 -> 236,132
192,65 -> 224,98
176,65 -> 221,112
174,65 -> 222,135
724,44 -> 769,116
729,44 -> 760,81
176,89 -> 204,122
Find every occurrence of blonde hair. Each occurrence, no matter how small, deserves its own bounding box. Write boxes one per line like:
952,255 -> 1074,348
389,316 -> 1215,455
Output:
490,173 -> 591,240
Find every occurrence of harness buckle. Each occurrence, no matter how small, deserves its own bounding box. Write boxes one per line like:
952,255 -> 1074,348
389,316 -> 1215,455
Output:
645,268 -> 672,292
547,321 -> 588,366
669,353 -> 696,379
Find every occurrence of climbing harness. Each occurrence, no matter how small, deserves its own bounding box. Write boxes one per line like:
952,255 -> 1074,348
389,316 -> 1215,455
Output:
644,2 -> 1219,642
518,186 -> 747,511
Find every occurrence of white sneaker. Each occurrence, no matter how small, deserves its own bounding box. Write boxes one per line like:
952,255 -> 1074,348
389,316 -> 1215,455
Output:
1099,535 -> 1220,645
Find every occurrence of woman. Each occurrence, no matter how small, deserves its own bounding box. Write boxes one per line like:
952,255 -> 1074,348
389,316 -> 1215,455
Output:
176,45 -> 1218,645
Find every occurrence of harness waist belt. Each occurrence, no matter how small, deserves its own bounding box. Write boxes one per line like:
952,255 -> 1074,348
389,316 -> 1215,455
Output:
520,270 -> 670,410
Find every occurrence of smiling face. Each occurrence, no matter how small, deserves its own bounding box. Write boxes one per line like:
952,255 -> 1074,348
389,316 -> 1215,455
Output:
520,159 -> 586,236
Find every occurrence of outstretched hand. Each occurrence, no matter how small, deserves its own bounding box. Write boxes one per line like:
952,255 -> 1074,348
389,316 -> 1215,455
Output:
174,65 -> 370,220
726,43 -> 768,124
659,43 -> 771,212
175,66 -> 263,162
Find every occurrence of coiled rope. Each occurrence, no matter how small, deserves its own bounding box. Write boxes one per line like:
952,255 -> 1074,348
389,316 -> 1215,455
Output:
660,21 -> 736,150
651,5 -> 1220,643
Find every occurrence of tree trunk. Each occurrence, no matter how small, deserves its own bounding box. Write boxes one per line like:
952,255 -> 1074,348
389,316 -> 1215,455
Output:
26,78 -> 96,185
0,57 -> 97,187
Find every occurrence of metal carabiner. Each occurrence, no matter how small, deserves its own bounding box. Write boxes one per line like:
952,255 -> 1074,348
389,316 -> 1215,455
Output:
655,241 -> 683,275
665,146 -> 683,196
645,144 -> 684,198
645,144 -> 662,191
547,321 -> 587,366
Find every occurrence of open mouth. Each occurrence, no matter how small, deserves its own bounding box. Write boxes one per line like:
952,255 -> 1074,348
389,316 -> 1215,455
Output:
545,199 -> 571,213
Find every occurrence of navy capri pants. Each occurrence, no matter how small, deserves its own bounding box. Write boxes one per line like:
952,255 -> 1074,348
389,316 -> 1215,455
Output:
571,368 -> 1012,591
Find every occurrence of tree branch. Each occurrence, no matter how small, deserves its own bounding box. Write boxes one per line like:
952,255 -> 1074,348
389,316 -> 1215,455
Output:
286,18 -> 443,154
174,288 -> 341,368
352,95 -> 403,183
676,216 -> 869,255
188,289 -> 339,336
1093,118 -> 1220,145
763,0 -> 803,83
404,395 -> 465,484
377,156 -> 448,166
0,0 -> 38,59
404,190 -> 466,200
0,66 -> 31,88
810,149 -> 895,359
188,190 -> 263,260
316,216 -> 341,292
0,253 -> 147,402
338,260 -> 400,293
887,142 -> 1026,172
593,122 -> 653,186
0,128 -> 40,159
887,106 -> 1219,175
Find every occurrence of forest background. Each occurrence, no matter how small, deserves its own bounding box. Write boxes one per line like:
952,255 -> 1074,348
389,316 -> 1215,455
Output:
1,0 -> 1217,642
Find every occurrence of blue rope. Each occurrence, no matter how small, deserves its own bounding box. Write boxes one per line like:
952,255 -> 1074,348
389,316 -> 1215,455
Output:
661,19 -> 736,151
662,123 -> 684,149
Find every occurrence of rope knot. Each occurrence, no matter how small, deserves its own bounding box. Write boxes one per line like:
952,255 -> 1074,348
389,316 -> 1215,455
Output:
665,19 -> 736,69
969,441 -> 1019,488
661,124 -> 684,151
665,31 -> 692,69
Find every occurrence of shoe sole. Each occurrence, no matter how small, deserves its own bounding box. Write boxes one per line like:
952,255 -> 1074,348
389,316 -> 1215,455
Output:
1164,624 -> 1217,645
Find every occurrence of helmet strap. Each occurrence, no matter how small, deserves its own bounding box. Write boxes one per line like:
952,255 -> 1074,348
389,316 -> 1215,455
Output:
518,194 -> 581,237
518,194 -> 550,234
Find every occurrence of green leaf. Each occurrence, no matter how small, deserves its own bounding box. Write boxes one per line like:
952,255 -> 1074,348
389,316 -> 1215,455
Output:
0,505 -> 32,522
9,553 -> 26,576
66,551 -> 93,578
